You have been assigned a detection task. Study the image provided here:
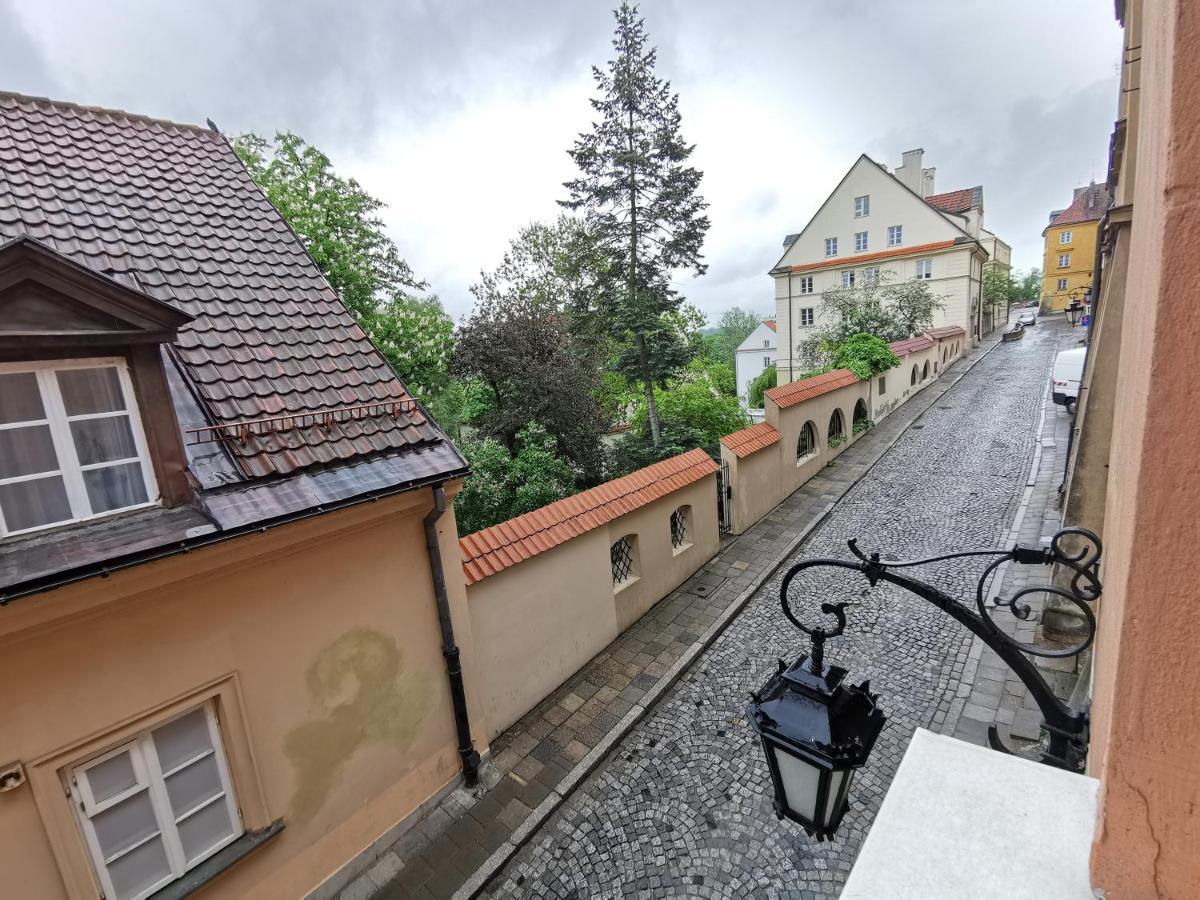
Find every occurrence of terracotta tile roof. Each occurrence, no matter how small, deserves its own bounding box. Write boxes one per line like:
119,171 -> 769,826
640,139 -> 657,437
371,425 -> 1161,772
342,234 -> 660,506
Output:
764,319 -> 777,332
459,448 -> 718,586
765,368 -> 860,409
1045,183 -> 1111,231
720,422 -> 781,459
926,325 -> 966,339
888,336 -> 934,356
782,240 -> 957,275
926,186 -> 982,215
0,91 -> 449,479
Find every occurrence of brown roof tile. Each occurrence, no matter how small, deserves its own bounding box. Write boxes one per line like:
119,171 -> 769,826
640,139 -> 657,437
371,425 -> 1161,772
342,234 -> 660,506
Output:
888,336 -> 934,356
926,187 -> 982,215
720,422 -> 781,459
764,368 -> 860,409
1044,183 -> 1111,230
0,91 -> 447,479
459,448 -> 718,585
925,325 -> 966,339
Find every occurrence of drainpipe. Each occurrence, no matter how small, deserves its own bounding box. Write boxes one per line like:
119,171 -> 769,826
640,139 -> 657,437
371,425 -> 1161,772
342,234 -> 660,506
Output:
422,484 -> 481,787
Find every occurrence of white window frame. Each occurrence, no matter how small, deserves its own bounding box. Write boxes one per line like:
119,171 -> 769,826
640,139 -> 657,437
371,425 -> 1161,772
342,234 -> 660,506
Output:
915,259 -> 932,280
1059,231 -> 1072,244
798,275 -> 814,294
0,357 -> 158,538
1057,277 -> 1069,291
799,308 -> 815,327
854,231 -> 868,252
841,270 -> 855,288
68,704 -> 243,900
824,237 -> 838,257
1058,253 -> 1071,268
854,195 -> 870,218
863,267 -> 881,283
887,225 -> 903,247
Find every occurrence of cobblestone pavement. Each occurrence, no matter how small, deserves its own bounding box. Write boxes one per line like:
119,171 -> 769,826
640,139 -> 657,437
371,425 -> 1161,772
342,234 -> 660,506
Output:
480,320 -> 1075,898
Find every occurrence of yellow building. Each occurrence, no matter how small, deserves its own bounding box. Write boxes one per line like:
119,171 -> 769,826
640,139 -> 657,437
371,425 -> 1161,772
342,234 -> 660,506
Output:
1041,182 -> 1110,311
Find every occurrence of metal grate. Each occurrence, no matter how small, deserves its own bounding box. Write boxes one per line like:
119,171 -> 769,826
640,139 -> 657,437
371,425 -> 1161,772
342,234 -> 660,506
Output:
670,507 -> 689,548
611,536 -> 635,584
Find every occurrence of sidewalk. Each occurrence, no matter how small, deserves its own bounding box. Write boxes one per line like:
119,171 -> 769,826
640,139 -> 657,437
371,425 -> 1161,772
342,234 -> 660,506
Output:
344,330 -> 1006,900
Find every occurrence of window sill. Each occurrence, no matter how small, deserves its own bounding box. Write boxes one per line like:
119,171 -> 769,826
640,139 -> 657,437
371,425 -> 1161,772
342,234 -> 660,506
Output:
671,541 -> 693,558
613,575 -> 640,596
150,819 -> 285,899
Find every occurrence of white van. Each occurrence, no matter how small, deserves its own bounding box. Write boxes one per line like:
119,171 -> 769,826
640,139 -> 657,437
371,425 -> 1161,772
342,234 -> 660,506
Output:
1052,347 -> 1087,408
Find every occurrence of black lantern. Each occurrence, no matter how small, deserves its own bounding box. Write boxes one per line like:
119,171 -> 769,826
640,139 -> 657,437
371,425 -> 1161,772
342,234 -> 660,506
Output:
747,602 -> 885,839
1065,300 -> 1084,326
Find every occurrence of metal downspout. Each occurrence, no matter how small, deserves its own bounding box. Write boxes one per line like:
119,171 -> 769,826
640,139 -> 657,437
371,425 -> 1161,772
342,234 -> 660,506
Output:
422,484 -> 481,787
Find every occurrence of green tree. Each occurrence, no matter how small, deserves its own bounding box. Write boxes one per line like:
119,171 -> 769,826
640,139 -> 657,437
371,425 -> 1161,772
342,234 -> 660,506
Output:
830,334 -> 902,380
802,273 -> 945,367
233,132 -> 454,403
748,364 -> 777,408
454,286 -> 609,482
718,306 -> 760,348
1016,268 -> 1043,305
454,423 -> 579,535
562,2 -> 710,448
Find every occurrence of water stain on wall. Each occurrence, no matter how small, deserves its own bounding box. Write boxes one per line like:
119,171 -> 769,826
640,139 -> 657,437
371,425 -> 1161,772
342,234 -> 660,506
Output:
285,627 -> 431,822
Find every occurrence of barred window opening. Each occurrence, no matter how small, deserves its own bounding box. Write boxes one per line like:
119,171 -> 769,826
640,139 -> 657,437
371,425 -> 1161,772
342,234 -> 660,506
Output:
611,535 -> 636,585
670,506 -> 690,548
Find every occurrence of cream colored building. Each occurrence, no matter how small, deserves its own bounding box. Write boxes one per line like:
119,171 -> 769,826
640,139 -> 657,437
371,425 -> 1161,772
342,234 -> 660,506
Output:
771,150 -> 1006,384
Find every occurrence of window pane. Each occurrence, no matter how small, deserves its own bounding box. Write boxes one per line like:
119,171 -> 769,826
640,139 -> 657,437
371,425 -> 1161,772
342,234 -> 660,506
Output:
165,755 -> 222,817
153,709 -> 212,773
71,415 -> 138,466
91,790 -> 158,860
0,475 -> 72,531
106,834 -> 172,899
57,367 -> 125,416
86,751 -> 139,805
0,424 -> 59,478
83,462 -> 149,513
0,373 -> 45,424
177,796 -> 236,863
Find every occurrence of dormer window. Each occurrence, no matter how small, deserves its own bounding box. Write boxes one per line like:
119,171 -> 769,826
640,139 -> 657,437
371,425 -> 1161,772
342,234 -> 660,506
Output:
0,359 -> 157,537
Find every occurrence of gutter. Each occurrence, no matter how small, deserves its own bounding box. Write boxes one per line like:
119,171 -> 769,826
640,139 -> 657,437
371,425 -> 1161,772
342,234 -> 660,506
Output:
422,484 -> 481,787
0,465 -> 468,605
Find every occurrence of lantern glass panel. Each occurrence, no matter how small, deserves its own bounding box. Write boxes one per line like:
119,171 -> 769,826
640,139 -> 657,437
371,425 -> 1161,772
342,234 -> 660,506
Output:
825,769 -> 849,823
771,744 -> 821,822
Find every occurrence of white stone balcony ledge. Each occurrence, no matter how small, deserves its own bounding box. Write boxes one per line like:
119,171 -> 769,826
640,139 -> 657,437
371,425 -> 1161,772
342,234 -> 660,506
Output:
842,728 -> 1099,899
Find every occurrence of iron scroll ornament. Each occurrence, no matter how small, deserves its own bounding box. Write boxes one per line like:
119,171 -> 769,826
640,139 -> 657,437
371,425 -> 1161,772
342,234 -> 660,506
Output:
777,527 -> 1103,772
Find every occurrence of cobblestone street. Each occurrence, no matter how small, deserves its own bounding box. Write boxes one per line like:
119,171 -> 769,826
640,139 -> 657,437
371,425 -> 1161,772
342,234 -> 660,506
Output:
483,320 -> 1077,898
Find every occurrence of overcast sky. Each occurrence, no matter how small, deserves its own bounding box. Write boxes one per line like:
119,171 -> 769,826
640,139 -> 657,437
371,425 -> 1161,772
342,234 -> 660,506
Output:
3,0 -> 1123,322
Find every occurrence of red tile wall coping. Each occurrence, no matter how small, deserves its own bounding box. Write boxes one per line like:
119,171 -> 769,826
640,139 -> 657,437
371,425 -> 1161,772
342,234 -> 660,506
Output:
889,336 -> 935,356
459,448 -> 719,586
720,422 -> 781,459
926,325 -> 967,339
764,368 -> 861,409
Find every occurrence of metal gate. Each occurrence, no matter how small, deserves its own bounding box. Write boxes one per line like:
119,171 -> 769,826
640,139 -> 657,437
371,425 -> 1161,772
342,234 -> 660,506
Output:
717,460 -> 732,534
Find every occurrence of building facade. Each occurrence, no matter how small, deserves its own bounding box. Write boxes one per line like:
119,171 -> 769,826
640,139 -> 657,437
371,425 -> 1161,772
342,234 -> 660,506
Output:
734,319 -> 776,409
771,150 -> 1002,384
0,93 -> 487,900
1041,182 -> 1110,311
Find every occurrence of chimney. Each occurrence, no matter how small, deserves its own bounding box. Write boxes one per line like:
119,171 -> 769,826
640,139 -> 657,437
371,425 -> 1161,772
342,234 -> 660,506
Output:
894,149 -> 931,197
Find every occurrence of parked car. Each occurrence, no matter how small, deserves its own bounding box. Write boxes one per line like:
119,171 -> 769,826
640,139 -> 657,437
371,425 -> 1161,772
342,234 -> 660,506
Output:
1052,346 -> 1087,408
1017,310 -> 1038,326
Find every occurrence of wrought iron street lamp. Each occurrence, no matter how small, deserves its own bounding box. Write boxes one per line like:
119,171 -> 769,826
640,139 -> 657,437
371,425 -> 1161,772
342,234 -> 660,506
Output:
747,527 -> 1103,839
1065,300 -> 1085,326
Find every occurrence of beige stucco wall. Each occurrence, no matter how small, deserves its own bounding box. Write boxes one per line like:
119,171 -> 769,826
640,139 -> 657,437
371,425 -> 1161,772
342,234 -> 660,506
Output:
722,441 -> 784,536
465,474 -> 719,740
0,485 -> 486,900
1088,2 -> 1200,897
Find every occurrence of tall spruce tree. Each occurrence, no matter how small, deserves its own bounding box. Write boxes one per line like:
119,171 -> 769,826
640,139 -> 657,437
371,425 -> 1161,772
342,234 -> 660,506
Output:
562,2 -> 710,447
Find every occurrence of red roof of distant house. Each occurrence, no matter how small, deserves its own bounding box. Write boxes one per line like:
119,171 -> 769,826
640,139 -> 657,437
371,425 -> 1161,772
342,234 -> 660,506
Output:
926,187 -> 982,215
889,336 -> 935,356
765,368 -> 861,409
720,422 -> 781,459
459,448 -> 719,585
783,240 -> 957,275
926,326 -> 966,339
1044,183 -> 1111,231
764,320 -> 777,332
